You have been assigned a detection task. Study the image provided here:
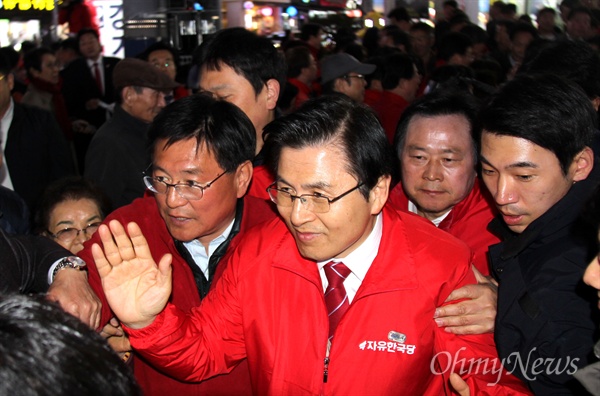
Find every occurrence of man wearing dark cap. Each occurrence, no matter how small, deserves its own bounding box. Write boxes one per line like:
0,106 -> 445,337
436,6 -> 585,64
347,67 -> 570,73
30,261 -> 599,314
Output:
84,58 -> 179,209
320,53 -> 375,103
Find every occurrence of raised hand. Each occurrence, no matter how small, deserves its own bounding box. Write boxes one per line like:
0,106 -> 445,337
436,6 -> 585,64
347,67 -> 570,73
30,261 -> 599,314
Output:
92,220 -> 173,329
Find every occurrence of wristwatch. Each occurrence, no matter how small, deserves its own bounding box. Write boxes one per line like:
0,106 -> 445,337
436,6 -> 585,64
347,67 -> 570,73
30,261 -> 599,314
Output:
50,256 -> 87,284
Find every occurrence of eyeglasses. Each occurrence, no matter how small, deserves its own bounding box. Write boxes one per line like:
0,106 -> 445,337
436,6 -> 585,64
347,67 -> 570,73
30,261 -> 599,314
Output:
0,75 -> 5,82
266,183 -> 364,213
143,171 -> 227,201
47,222 -> 102,242
344,74 -> 365,82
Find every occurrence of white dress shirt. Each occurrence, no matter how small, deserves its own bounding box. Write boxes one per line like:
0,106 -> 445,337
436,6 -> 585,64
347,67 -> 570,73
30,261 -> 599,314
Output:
317,213 -> 383,303
183,218 -> 235,280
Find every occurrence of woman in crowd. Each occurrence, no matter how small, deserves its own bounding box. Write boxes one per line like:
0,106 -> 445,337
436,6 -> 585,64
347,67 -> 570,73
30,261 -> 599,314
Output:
34,176 -> 109,255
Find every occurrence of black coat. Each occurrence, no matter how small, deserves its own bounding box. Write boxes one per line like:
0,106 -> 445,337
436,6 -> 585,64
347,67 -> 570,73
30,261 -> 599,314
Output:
5,103 -> 75,209
489,175 -> 600,395
0,227 -> 71,294
60,56 -> 120,128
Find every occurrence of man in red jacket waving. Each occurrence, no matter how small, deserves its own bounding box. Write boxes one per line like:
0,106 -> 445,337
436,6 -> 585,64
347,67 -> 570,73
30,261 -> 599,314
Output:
92,95 -> 530,395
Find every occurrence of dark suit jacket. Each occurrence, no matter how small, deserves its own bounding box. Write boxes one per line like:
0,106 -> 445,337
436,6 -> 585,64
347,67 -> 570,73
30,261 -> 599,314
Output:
5,103 -> 75,209
61,56 -> 120,128
0,227 -> 71,294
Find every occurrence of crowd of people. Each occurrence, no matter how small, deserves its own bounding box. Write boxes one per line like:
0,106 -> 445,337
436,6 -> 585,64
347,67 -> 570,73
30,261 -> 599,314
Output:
1,0 -> 600,395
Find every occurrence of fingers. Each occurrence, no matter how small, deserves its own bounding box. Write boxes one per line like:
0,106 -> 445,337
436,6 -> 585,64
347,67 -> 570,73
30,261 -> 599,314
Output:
444,284 -> 480,303
434,300 -> 496,334
471,265 -> 488,283
127,222 -> 154,261
449,373 -> 470,396
109,220 -> 136,262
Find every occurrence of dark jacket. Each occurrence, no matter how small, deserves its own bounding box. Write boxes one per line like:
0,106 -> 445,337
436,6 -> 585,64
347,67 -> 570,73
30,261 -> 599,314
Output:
0,228 -> 71,294
5,103 -> 75,209
0,185 -> 30,234
489,176 -> 600,395
84,105 -> 149,209
60,56 -> 120,128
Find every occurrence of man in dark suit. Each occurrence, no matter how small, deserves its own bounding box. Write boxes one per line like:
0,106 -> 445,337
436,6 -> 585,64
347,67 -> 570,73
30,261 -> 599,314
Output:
61,28 -> 120,171
0,57 -> 75,210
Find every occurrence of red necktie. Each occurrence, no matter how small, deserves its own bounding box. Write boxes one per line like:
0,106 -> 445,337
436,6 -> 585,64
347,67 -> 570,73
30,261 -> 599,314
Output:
93,62 -> 103,95
324,261 -> 352,341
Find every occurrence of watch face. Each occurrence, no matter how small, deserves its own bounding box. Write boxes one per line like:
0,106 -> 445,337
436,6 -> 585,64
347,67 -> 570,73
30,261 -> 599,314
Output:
66,256 -> 86,268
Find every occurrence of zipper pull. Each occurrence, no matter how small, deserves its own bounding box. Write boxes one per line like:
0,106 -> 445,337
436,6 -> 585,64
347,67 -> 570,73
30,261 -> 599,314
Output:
323,357 -> 330,383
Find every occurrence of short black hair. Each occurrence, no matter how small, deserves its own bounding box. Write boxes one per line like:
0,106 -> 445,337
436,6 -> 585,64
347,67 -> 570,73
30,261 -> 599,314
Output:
478,74 -> 597,175
537,6 -> 556,17
198,28 -> 286,98
34,176 -> 111,235
519,40 -> 600,100
394,89 -> 480,162
509,22 -> 539,41
380,52 -> 417,90
58,37 -> 80,54
263,95 -> 394,200
148,93 -> 256,173
437,32 -> 473,61
0,293 -> 140,396
387,7 -> 411,22
443,0 -> 458,9
285,46 -> 312,78
300,23 -> 323,41
568,6 -> 597,26
138,41 -> 178,67
77,27 -> 100,43
23,47 -> 54,80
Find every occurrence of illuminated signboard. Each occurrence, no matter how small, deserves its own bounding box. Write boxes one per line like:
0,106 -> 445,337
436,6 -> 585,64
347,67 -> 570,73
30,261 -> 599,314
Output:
1,0 -> 55,11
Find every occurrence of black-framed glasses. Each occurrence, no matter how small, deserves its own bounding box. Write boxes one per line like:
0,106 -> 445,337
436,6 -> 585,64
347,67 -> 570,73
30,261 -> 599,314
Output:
143,171 -> 227,201
266,183 -> 364,213
47,222 -> 102,242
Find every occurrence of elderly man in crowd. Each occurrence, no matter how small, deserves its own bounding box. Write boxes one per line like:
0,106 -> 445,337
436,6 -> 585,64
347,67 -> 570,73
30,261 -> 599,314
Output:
84,58 -> 178,209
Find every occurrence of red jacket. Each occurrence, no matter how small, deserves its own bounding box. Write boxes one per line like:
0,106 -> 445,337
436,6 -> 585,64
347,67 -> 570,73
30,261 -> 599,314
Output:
387,179 -> 498,275
370,91 -> 410,145
128,208 -> 530,395
58,1 -> 99,35
80,194 -> 277,395
287,78 -> 313,109
247,164 -> 273,201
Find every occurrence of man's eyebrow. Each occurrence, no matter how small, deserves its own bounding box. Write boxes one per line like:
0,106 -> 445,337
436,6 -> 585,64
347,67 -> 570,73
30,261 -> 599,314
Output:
276,177 -> 331,190
479,156 -> 538,169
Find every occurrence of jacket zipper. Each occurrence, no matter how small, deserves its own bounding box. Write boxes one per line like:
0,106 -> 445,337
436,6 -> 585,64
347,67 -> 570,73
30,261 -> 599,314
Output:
323,340 -> 331,383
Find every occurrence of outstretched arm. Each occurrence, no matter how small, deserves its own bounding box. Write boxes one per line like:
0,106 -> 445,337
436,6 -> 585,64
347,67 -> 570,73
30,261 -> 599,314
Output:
434,266 -> 497,334
92,220 -> 173,329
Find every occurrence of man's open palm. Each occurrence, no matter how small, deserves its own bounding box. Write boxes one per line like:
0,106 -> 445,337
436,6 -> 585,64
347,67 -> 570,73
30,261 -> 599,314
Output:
92,220 -> 173,329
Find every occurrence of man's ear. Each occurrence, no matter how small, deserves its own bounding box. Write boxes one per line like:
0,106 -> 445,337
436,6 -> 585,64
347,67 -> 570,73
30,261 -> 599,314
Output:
234,160 -> 254,198
265,79 -> 280,111
333,77 -> 348,95
368,174 -> 391,215
592,97 -> 600,111
571,146 -> 594,182
122,86 -> 136,105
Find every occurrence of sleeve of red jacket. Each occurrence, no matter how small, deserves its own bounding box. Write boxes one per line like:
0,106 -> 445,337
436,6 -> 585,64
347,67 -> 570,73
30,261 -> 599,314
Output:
124,247 -> 247,382
432,269 -> 532,395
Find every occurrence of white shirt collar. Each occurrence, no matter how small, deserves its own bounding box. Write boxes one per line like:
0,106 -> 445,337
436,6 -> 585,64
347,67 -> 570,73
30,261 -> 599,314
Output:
183,217 -> 235,279
317,213 -> 383,303
407,199 -> 450,227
